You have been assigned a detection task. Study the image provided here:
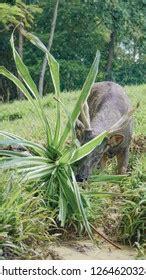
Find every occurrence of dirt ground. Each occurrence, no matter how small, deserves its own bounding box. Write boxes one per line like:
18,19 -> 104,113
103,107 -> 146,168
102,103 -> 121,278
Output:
47,240 -> 139,260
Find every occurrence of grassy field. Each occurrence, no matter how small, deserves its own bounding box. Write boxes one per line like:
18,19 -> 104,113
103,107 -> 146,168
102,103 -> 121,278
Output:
0,84 -> 145,259
0,84 -> 145,141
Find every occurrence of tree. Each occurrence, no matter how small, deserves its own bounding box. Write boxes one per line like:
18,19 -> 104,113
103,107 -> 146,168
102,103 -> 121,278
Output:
96,0 -> 144,80
23,0 -> 145,91
0,0 -> 42,100
0,0 -> 144,101
31,1 -> 105,92
38,0 -> 59,97
16,1 -> 42,99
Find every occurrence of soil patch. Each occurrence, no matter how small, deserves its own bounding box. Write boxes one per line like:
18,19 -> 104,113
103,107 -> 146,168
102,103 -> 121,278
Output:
47,240 -> 138,260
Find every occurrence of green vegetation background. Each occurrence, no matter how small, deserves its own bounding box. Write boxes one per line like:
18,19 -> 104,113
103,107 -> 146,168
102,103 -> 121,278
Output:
0,0 -> 144,101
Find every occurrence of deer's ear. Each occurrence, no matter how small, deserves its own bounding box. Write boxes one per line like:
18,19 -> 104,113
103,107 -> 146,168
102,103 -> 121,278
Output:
108,134 -> 125,147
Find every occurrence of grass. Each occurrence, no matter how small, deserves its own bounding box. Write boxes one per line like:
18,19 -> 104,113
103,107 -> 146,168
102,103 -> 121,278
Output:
125,84 -> 146,137
0,83 -> 146,259
0,171 -> 57,259
0,84 -> 145,140
0,91 -> 79,142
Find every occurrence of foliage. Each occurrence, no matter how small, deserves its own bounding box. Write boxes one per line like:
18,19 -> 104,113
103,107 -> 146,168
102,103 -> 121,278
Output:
113,56 -> 145,85
117,160 -> 145,246
59,60 -> 89,91
0,171 -> 56,259
0,0 -> 42,28
0,0 -> 144,100
27,0 -> 144,92
0,29 -> 106,240
87,155 -> 145,249
0,0 -> 42,101
0,3 -> 24,26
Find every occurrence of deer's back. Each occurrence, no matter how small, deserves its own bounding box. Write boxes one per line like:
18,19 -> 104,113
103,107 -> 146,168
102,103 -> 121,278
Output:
88,81 -> 132,136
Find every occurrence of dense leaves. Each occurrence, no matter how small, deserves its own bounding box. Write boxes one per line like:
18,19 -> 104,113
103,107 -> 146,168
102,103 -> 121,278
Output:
0,0 -> 144,101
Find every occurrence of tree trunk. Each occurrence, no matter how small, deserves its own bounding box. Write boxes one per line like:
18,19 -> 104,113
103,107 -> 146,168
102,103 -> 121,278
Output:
17,26 -> 24,100
106,30 -> 116,80
39,0 -> 60,97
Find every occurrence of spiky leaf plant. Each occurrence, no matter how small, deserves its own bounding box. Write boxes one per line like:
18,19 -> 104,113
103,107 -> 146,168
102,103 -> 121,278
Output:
0,28 -> 110,239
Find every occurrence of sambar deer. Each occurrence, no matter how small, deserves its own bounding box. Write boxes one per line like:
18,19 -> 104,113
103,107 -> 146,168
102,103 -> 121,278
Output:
75,81 -> 135,182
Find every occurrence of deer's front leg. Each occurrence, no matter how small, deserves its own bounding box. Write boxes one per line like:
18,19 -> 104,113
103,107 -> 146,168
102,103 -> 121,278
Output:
116,148 -> 129,174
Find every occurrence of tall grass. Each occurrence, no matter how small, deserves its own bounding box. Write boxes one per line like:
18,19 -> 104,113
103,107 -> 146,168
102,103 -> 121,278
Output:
0,171 -> 56,259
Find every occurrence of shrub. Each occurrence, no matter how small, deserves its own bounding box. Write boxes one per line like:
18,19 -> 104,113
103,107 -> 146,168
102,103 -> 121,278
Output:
0,28 -> 104,240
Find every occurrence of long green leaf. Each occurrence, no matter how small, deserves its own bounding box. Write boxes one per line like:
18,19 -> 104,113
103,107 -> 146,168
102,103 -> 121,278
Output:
10,31 -> 52,144
0,67 -> 52,144
0,130 -> 28,141
20,28 -> 48,53
0,138 -> 50,158
21,165 -> 55,182
53,96 -> 77,146
59,50 -> 101,148
0,131 -> 56,159
69,131 -> 108,164
17,164 -> 49,173
10,32 -> 40,100
20,29 -> 60,94
0,66 -> 35,106
88,174 -> 128,183
0,150 -> 26,157
46,53 -> 61,147
0,156 -> 50,170
44,170 -> 57,198
70,167 -> 93,240
58,143 -> 77,165
19,28 -> 61,146
58,189 -> 67,227
57,169 -> 78,212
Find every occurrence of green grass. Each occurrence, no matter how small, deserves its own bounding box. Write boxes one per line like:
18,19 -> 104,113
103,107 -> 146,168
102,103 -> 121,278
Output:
0,83 -> 145,259
0,84 -> 145,141
125,84 -> 146,137
0,171 -> 57,259
0,90 -> 79,142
